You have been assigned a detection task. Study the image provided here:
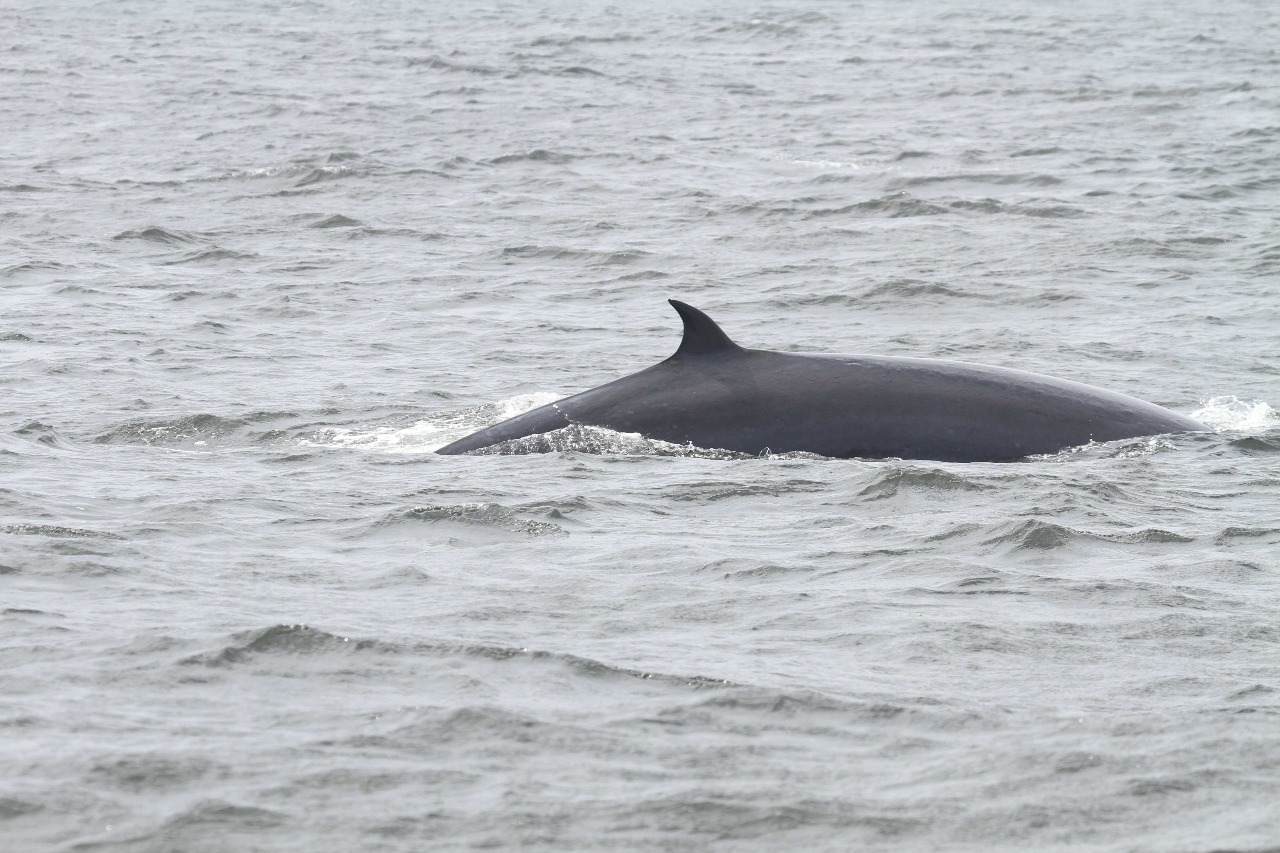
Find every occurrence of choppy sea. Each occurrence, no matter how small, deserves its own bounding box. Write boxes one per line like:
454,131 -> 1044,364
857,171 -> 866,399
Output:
3,1 -> 1279,850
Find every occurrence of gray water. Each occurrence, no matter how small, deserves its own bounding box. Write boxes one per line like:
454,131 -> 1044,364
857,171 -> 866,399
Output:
3,0 -> 1280,850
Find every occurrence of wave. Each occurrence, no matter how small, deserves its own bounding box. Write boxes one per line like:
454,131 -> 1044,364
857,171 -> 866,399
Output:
805,192 -> 1085,220
308,214 -> 362,228
180,624 -> 398,667
1223,435 -> 1280,455
857,467 -> 993,500
1214,526 -> 1280,544
400,503 -> 568,537
10,420 -> 76,450
159,247 -> 258,266
890,171 -> 1065,189
112,226 -> 203,245
806,193 -> 949,218
699,558 -> 814,580
556,65 -> 605,76
88,754 -> 219,793
946,197 -> 1085,218
484,149 -> 576,166
663,478 -> 828,503
979,519 -> 1196,551
182,626 -> 733,692
160,800 -> 286,831
1,260 -> 69,279
648,685 -> 987,738
110,152 -> 376,190
859,278 -> 975,301
1,523 -> 124,540
94,412 -> 300,447
493,244 -> 650,266
914,573 -> 1030,597
405,55 -> 501,74
527,34 -> 642,47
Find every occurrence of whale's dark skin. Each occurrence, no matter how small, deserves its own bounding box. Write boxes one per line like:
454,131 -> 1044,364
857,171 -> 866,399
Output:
436,300 -> 1208,461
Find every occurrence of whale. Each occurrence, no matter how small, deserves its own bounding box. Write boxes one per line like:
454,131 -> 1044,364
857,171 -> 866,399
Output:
436,300 -> 1208,461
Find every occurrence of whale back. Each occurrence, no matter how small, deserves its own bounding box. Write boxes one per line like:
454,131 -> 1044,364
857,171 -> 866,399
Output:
435,302 -> 1207,459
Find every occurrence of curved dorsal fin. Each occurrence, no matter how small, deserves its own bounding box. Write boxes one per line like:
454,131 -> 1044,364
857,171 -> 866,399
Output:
669,299 -> 744,357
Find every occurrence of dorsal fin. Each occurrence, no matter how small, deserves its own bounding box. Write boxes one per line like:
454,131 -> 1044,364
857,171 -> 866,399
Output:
669,299 -> 744,357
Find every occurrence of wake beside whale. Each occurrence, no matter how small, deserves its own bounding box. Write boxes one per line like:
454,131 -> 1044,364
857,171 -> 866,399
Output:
436,300 -> 1207,461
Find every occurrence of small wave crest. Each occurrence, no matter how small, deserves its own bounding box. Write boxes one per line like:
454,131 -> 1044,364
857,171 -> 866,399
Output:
857,467 -> 992,500
180,624 -> 395,667
112,225 -> 202,245
182,627 -> 731,693
1191,396 -> 1278,432
977,519 -> 1196,552
1,523 -> 124,540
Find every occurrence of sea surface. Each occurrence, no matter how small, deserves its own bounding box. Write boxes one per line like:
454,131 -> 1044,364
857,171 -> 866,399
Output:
3,0 -> 1279,850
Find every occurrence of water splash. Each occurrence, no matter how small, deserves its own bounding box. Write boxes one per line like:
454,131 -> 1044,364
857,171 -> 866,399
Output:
1190,396 -> 1278,433
472,424 -> 746,459
307,393 -> 561,454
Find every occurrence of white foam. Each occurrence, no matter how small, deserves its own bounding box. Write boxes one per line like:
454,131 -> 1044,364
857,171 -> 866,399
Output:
1190,396 -> 1279,433
792,158 -> 861,170
488,392 -> 563,422
309,420 -> 455,454
1108,435 -> 1179,459
304,393 -> 562,454
472,424 -> 825,460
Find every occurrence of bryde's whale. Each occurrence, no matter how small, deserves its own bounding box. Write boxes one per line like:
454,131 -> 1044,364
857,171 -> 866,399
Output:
436,300 -> 1207,461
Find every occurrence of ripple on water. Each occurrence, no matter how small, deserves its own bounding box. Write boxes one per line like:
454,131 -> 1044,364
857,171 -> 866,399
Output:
159,800 -> 287,831
700,558 -> 814,581
402,503 -> 568,537
805,192 -> 950,218
662,478 -> 828,502
88,755 -> 220,793
0,798 -> 42,819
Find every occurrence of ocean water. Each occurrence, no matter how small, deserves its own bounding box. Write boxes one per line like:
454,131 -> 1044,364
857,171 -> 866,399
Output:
3,0 -> 1279,850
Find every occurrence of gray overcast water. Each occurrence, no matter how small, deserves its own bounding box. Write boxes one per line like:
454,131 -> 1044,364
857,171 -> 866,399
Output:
3,0 -> 1279,850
